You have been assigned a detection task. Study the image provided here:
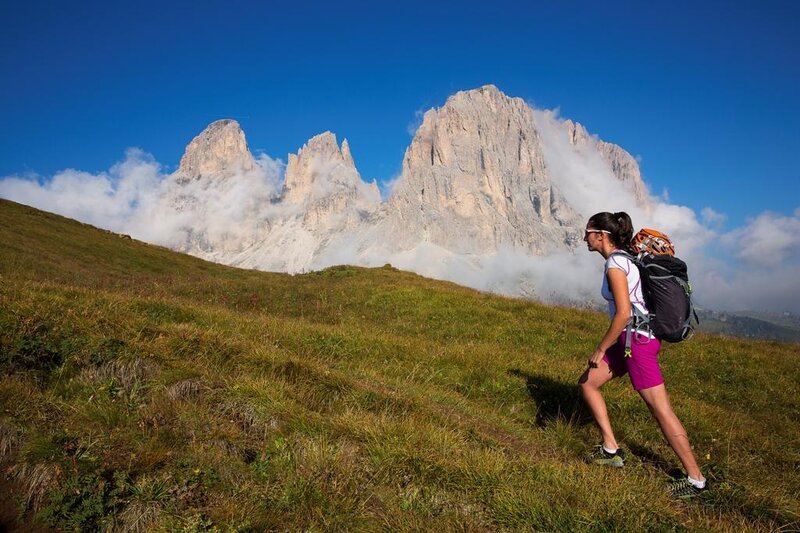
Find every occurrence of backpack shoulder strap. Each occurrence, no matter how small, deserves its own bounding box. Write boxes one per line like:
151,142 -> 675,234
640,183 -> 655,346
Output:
609,249 -> 635,261
607,250 -> 637,274
608,250 -> 652,356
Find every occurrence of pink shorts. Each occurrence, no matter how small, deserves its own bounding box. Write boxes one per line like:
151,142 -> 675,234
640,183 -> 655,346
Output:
603,331 -> 663,391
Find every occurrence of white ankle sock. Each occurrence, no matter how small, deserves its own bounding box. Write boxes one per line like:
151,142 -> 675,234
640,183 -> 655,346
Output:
687,475 -> 706,489
602,445 -> 618,455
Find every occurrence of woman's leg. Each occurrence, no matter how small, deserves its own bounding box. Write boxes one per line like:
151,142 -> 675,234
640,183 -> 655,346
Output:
638,384 -> 704,480
579,362 -> 619,449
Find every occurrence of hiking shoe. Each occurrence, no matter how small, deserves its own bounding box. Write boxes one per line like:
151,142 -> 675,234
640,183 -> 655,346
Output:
669,477 -> 708,499
585,445 -> 625,467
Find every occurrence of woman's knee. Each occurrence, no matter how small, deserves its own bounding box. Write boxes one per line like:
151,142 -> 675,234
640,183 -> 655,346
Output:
579,371 -> 604,393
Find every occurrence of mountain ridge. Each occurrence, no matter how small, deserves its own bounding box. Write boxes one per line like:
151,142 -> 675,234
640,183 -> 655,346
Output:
162,85 -> 649,287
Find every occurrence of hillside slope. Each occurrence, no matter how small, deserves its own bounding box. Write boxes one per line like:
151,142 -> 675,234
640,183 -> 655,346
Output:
1,199 -> 798,531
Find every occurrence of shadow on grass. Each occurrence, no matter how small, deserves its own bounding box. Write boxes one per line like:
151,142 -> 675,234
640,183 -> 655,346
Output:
508,369 -> 591,427
626,442 -> 684,478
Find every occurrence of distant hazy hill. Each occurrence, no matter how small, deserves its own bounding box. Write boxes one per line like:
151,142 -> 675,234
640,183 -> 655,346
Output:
697,309 -> 800,343
1,199 -> 797,531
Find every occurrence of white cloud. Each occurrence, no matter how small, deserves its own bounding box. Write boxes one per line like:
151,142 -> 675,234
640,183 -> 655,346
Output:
379,171 -> 404,201
0,148 -> 161,233
720,209 -> 800,268
0,148 -> 285,251
529,109 -> 799,313
701,206 -> 727,227
407,109 -> 427,137
533,109 -> 642,220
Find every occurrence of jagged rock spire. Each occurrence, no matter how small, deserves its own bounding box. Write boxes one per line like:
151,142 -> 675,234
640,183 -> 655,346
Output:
341,139 -> 355,167
282,131 -> 376,204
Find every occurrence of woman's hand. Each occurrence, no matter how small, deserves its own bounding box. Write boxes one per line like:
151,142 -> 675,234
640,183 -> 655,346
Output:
588,347 -> 606,369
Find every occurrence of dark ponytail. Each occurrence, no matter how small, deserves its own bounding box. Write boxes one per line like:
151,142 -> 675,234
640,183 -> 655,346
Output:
587,211 -> 634,250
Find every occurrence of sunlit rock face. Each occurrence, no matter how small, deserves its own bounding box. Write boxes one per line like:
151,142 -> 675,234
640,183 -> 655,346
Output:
176,119 -> 255,181
382,85 -> 583,254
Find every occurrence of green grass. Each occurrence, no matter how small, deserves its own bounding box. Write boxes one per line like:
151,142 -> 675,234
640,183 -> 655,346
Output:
1,198 -> 798,531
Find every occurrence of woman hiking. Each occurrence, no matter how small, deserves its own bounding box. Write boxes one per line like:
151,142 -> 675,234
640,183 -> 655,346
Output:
578,211 -> 707,498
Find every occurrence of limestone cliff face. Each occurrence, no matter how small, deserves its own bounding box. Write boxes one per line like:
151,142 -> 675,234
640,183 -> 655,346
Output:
176,119 -> 255,181
384,85 -> 582,254
281,131 -> 380,231
563,120 -> 650,207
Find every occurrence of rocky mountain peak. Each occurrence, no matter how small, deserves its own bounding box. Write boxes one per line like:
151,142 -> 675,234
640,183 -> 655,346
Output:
302,131 -> 343,159
176,119 -> 255,181
452,84 -> 524,110
385,85 -> 581,254
282,131 -> 369,204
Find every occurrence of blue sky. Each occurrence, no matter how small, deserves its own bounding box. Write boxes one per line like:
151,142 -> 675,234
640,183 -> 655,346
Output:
1,0 -> 798,229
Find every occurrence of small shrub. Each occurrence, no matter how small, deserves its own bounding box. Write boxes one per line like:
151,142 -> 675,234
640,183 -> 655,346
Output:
37,469 -> 129,531
305,265 -> 361,279
218,396 -> 282,439
0,322 -> 65,376
90,337 -> 129,366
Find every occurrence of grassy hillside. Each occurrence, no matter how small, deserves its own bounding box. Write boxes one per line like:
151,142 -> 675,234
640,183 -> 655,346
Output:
1,198 -> 798,532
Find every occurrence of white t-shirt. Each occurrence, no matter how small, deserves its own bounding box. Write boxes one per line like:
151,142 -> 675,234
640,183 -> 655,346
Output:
601,252 -> 648,319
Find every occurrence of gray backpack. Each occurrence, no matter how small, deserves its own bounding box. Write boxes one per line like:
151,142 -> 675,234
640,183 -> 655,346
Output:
611,250 -> 699,355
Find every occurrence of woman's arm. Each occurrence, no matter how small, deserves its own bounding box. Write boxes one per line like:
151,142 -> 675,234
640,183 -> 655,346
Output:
588,267 -> 632,367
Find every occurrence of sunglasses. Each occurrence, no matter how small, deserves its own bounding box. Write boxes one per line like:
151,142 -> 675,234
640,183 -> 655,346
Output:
584,229 -> 611,237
